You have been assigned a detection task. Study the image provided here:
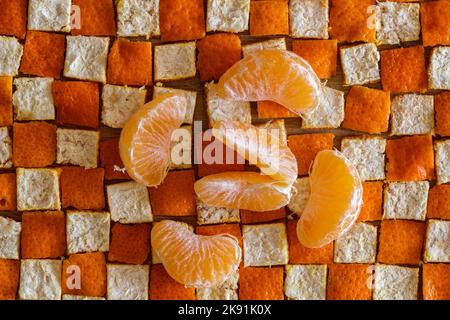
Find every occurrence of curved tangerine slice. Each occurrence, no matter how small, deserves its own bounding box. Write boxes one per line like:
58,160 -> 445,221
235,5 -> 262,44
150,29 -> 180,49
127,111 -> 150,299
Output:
119,94 -> 187,187
151,220 -> 241,287
297,150 -> 363,248
194,171 -> 292,212
217,49 -> 322,115
212,121 -> 298,184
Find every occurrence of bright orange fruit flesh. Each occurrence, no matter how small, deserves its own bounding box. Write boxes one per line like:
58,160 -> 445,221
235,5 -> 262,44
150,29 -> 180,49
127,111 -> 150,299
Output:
194,171 -> 292,212
151,220 -> 242,288
297,150 -> 363,248
217,49 -> 322,115
212,120 -> 297,184
119,94 -> 187,187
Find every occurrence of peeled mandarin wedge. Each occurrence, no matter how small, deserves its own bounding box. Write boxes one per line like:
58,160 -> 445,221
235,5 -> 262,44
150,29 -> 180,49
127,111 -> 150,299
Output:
194,171 -> 292,212
151,220 -> 241,287
297,150 -> 363,248
217,49 -> 322,115
119,94 -> 187,187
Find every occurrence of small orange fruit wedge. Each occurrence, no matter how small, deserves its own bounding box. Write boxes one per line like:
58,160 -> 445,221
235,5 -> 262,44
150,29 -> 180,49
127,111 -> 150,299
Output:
119,94 -> 187,187
194,171 -> 292,212
151,220 -> 241,287
212,120 -> 298,184
297,150 -> 363,248
217,49 -> 322,115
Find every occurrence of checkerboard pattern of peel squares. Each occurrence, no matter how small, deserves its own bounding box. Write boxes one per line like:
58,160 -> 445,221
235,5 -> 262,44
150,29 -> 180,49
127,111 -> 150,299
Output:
0,0 -> 450,301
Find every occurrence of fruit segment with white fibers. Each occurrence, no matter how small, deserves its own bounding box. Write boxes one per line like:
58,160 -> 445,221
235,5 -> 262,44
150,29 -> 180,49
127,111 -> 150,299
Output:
297,150 -> 363,248
217,49 -> 322,115
194,172 -> 292,212
212,121 -> 298,184
151,220 -> 242,287
119,94 -> 187,186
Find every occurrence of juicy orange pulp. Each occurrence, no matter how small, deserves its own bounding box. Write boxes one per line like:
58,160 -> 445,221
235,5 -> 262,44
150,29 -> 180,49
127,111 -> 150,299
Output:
151,220 -> 242,287
119,94 -> 187,187
297,150 -> 363,248
217,49 -> 322,116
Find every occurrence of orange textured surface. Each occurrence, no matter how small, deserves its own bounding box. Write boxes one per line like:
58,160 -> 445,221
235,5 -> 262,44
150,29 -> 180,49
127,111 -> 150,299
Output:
250,1 -> 289,36
0,76 -> 12,126
159,0 -> 205,41
196,223 -> 243,248
257,101 -> 298,119
239,267 -> 284,300
0,259 -> 19,300
288,133 -> 335,176
358,182 -> 383,222
99,138 -> 130,180
0,0 -> 27,38
343,86 -> 391,134
386,135 -> 434,181
107,39 -> 152,86
150,264 -> 196,300
148,170 -> 196,216
329,0 -> 376,43
241,208 -> 286,224
380,46 -> 428,93
108,223 -> 150,265
52,81 -> 99,128
12,122 -> 56,168
378,220 -> 426,265
197,33 -> 242,82
60,167 -> 105,210
287,220 -> 333,264
20,31 -> 66,78
423,264 -> 450,300
435,92 -> 450,137
21,211 -> 66,259
0,173 -> 16,211
327,264 -> 372,300
427,184 -> 450,220
71,0 -> 116,36
292,40 -> 338,79
420,0 -> 450,47
62,252 -> 107,297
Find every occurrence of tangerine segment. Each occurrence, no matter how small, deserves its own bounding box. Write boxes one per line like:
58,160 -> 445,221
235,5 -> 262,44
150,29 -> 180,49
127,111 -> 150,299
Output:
212,121 -> 297,184
151,220 -> 241,288
217,49 -> 322,116
297,150 -> 363,248
194,172 -> 291,212
119,94 -> 187,187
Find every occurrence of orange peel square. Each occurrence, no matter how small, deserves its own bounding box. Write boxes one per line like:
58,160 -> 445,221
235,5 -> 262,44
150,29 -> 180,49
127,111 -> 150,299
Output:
288,133 -> 335,176
62,252 -> 107,297
0,76 -> 12,126
342,86 -> 391,134
52,81 -> 100,129
20,31 -> 66,78
0,259 -> 20,300
241,208 -> 286,224
427,185 -> 450,220
0,173 -> 16,212
197,33 -> 242,82
327,264 -> 372,300
358,182 -> 383,222
12,122 -> 56,168
420,0 -> 450,47
292,40 -> 338,79
239,267 -> 284,300
423,264 -> 450,300
150,264 -> 196,300
380,46 -> 428,93
21,211 -> 66,259
71,0 -> 116,36
435,92 -> 450,137
329,0 -> 376,43
99,138 -> 130,180
159,0 -> 205,41
0,0 -> 27,39
196,223 -> 243,248
287,220 -> 333,264
148,170 -> 196,216
108,223 -> 151,265
378,220 -> 425,265
60,167 -> 105,210
257,101 -> 298,119
386,135 -> 434,181
107,39 -> 152,86
250,1 -> 289,36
